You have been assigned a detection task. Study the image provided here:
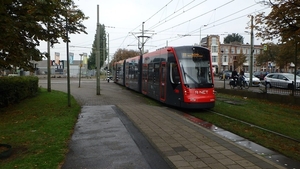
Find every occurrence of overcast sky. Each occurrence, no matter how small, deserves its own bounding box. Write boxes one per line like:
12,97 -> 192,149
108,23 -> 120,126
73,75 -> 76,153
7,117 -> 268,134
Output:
39,0 -> 272,61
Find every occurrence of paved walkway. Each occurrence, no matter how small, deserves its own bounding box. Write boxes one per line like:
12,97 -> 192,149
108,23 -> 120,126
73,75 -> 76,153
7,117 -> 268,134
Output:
39,78 -> 285,169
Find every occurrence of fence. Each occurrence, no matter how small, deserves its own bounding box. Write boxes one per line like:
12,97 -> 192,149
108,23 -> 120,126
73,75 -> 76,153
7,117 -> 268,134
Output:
259,81 -> 300,97
217,79 -> 300,97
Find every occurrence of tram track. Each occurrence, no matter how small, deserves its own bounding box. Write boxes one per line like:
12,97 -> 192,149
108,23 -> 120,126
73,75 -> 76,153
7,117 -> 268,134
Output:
205,109 -> 300,144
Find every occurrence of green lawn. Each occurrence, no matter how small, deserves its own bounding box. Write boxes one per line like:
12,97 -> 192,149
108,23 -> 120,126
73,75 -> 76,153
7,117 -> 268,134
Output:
0,88 -> 81,169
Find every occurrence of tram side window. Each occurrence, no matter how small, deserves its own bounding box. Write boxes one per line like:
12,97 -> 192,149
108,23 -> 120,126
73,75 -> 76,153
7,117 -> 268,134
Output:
170,63 -> 180,84
154,63 -> 160,84
148,64 -> 154,83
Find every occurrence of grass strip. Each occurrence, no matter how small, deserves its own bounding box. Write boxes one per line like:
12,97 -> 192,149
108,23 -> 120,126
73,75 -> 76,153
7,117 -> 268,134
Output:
0,88 -> 81,169
191,93 -> 300,162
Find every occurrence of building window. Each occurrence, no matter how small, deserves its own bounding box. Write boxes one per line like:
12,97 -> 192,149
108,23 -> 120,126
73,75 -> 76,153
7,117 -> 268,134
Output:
212,37 -> 217,45
212,55 -> 217,62
225,48 -> 229,54
237,47 -> 241,54
211,46 -> 218,53
231,48 -> 235,54
223,55 -> 227,62
255,49 -> 260,54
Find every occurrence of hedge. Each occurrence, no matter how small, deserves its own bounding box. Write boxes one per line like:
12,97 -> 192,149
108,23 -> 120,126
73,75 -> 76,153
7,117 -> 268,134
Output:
0,76 -> 39,107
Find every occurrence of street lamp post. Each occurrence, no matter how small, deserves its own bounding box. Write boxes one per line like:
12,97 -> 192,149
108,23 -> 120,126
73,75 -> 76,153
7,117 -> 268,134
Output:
107,33 -> 109,71
245,17 -> 254,87
250,15 -> 254,87
65,8 -> 71,107
47,42 -> 51,92
78,53 -> 83,87
103,26 -> 115,72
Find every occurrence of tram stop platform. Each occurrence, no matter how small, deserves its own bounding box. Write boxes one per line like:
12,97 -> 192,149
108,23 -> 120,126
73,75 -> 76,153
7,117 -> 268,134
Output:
38,78 -> 297,169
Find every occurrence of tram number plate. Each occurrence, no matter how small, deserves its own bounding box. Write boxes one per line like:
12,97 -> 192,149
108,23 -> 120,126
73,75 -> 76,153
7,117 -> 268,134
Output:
195,90 -> 208,94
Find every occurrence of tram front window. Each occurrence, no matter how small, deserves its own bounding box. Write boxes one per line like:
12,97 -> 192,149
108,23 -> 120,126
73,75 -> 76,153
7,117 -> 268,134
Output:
179,59 -> 213,88
174,46 -> 213,88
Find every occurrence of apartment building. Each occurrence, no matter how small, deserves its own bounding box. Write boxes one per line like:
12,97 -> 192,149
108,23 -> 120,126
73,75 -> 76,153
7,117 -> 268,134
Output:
201,35 -> 263,74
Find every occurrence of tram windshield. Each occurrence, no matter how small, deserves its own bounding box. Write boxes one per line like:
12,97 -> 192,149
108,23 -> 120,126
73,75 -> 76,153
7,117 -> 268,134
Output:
176,47 -> 213,88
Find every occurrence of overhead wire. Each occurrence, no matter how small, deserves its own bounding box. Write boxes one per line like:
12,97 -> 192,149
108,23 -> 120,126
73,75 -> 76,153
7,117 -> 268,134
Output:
155,0 -> 235,34
117,0 -> 207,50
148,0 -> 201,30
119,0 -> 233,51
116,0 -> 174,50
118,0 -> 207,50
188,3 -> 259,35
144,0 -> 174,24
117,21 -> 146,50
195,6 -> 269,34
148,6 -> 270,50
119,0 -> 270,52
149,0 -> 209,30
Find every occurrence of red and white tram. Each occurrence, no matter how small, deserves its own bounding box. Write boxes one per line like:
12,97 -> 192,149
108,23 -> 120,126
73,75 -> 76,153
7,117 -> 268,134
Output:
113,46 -> 215,109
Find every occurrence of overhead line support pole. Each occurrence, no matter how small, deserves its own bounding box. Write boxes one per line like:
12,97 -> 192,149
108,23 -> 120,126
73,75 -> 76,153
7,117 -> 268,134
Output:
107,33 -> 109,70
47,40 -> 51,92
96,5 -> 100,95
250,15 -> 254,87
79,54 -> 83,88
66,6 -> 71,107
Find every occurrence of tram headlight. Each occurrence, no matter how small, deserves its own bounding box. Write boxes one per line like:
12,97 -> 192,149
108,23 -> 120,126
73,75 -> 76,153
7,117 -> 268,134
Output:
184,89 -> 190,95
213,90 -> 216,94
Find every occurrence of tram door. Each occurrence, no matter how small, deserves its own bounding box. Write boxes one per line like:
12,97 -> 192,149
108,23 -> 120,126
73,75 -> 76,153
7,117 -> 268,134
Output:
142,64 -> 148,94
159,62 -> 166,102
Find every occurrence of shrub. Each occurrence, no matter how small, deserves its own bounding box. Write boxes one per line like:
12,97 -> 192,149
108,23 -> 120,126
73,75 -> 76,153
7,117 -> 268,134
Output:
0,76 -> 39,107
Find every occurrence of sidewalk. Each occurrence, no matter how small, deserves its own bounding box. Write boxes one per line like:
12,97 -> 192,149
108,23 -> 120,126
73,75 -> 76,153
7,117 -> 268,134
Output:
39,78 -> 285,169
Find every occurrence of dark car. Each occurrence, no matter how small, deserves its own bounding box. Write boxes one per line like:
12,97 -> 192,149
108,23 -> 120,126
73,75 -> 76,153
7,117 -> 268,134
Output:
219,70 -> 232,80
254,71 -> 268,80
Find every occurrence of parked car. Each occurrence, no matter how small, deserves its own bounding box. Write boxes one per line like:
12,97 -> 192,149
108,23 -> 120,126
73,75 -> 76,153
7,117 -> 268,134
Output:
296,70 -> 300,76
219,70 -> 232,80
264,73 -> 300,89
254,71 -> 268,80
244,73 -> 261,87
8,74 -> 19,76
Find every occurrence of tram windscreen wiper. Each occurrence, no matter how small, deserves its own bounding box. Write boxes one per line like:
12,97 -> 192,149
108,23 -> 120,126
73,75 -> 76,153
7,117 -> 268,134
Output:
181,64 -> 198,84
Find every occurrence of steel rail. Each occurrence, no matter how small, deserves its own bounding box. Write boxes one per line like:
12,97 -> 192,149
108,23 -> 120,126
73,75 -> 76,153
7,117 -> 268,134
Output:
204,109 -> 300,143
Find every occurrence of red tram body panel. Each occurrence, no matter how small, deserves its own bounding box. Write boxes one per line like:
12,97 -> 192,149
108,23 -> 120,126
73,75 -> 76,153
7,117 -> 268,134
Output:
113,60 -> 125,86
124,56 -> 140,91
113,46 -> 215,109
